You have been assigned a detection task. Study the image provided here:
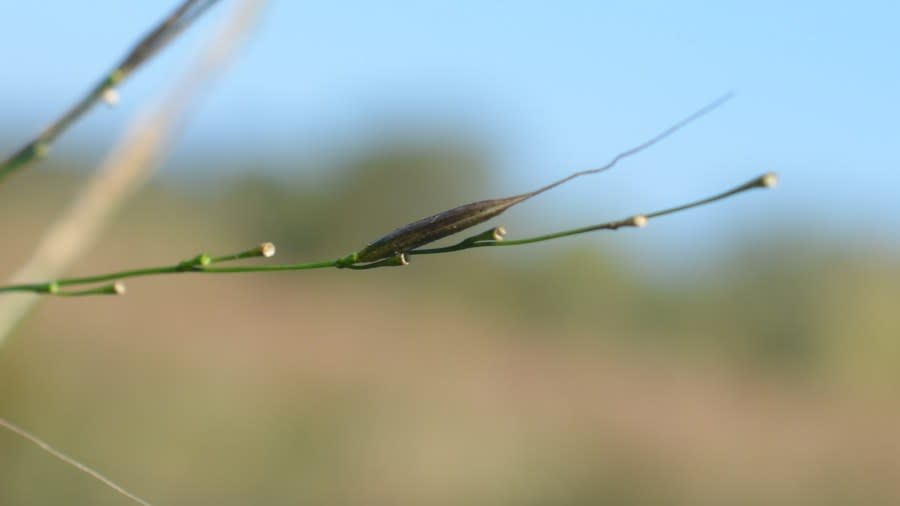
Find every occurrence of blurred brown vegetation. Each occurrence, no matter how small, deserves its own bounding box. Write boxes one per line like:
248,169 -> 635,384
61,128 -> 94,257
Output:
2,144 -> 900,505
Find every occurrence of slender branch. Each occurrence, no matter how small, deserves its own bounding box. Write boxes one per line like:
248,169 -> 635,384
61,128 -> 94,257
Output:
352,94 -> 734,264
49,282 -> 126,297
0,417 -> 153,506
410,173 -> 778,256
0,0 -> 265,342
0,173 -> 777,296
643,172 -> 777,220
0,243 -> 285,296
0,247 -> 405,295
200,260 -> 338,273
0,0 -> 222,182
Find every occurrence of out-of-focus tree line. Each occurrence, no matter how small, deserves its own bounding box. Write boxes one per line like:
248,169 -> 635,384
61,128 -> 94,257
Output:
1,140 -> 899,504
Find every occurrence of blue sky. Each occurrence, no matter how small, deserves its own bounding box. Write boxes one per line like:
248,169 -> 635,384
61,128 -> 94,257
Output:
1,1 -> 898,266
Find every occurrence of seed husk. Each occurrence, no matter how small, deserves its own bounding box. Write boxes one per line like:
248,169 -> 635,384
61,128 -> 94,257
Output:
348,94 -> 733,265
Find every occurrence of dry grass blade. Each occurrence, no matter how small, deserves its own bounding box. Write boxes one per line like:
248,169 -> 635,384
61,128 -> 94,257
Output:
0,0 -> 266,342
0,417 -> 153,506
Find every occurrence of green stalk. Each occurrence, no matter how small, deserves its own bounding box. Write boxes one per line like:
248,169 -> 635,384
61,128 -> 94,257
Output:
410,173 -> 777,256
0,174 -> 777,297
0,0 -> 221,182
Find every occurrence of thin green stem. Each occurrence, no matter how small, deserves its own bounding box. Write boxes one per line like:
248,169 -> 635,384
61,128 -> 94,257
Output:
200,260 -> 338,273
342,254 -> 409,269
60,267 -> 181,287
410,172 -> 777,257
53,283 -> 125,297
0,266 -> 183,295
0,262 -> 338,295
643,173 -> 775,220
0,173 -> 777,296
410,218 -> 637,255
0,243 -> 328,295
0,0 -> 221,182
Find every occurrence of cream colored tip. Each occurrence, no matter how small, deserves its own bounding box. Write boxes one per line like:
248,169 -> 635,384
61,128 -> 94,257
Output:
113,281 -> 127,295
399,253 -> 410,266
761,172 -> 778,189
259,242 -> 276,258
34,142 -> 50,159
493,226 -> 507,241
629,215 -> 648,228
102,87 -> 120,106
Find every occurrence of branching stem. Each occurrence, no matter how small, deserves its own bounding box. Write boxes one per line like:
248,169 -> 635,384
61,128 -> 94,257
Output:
0,173 -> 776,296
411,172 -> 776,256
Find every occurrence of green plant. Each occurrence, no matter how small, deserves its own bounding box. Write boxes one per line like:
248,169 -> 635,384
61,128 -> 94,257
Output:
0,93 -> 776,297
0,3 -> 777,505
0,0 -> 221,182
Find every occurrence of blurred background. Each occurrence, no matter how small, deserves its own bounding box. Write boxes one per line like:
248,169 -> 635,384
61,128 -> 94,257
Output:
2,1 -> 899,504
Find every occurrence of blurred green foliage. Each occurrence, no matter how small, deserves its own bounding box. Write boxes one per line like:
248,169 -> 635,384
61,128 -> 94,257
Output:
1,141 -> 899,504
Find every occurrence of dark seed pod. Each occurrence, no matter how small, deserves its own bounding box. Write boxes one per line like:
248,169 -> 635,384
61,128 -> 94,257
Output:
344,94 -> 734,266
354,194 -> 530,263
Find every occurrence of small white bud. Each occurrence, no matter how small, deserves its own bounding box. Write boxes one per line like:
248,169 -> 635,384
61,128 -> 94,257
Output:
34,142 -> 50,158
259,242 -> 276,258
101,87 -> 120,106
629,215 -> 648,228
